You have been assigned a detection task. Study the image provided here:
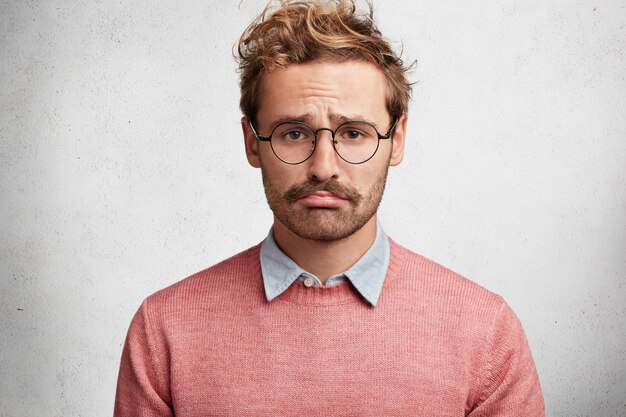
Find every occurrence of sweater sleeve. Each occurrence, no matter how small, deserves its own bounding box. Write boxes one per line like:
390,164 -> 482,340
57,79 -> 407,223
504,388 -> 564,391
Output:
468,298 -> 545,417
114,299 -> 173,417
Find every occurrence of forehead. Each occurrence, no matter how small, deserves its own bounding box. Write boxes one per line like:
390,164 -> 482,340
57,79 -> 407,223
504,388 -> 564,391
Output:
255,60 -> 388,125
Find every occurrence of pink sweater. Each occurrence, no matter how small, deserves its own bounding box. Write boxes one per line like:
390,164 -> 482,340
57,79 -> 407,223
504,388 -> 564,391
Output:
114,239 -> 544,416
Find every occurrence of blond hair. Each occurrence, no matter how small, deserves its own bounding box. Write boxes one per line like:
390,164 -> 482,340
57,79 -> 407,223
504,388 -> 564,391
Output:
236,0 -> 413,120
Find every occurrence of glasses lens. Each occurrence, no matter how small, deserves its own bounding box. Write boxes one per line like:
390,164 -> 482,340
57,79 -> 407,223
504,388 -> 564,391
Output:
270,122 -> 316,164
334,122 -> 380,163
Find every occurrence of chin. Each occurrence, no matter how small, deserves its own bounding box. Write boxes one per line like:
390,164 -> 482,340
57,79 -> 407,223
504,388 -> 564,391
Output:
277,210 -> 375,242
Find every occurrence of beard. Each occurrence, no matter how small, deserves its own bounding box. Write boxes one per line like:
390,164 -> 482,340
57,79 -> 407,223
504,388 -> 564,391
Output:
261,169 -> 389,242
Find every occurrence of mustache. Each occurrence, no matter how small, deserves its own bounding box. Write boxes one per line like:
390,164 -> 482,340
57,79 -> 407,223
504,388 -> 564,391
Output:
283,180 -> 362,204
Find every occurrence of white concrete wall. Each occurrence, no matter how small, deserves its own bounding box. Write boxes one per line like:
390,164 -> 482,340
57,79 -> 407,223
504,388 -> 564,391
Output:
1,1 -> 624,415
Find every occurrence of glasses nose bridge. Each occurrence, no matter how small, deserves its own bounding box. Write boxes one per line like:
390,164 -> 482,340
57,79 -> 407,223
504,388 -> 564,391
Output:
312,127 -> 336,142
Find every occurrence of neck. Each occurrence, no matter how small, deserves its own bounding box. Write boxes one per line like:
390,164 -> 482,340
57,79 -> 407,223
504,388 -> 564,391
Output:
272,215 -> 378,284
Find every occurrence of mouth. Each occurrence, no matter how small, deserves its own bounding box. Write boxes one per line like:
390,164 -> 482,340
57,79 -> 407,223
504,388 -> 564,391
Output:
298,191 -> 349,208
284,180 -> 362,207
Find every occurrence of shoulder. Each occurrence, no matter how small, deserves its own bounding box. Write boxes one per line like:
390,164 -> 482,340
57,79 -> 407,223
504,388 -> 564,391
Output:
386,238 -> 507,319
385,239 -> 537,391
142,243 -> 263,317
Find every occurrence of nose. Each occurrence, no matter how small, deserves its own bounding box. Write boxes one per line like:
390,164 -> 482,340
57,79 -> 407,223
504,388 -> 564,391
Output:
307,129 -> 341,182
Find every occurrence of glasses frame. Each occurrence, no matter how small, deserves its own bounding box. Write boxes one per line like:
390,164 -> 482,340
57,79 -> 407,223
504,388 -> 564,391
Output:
250,117 -> 398,165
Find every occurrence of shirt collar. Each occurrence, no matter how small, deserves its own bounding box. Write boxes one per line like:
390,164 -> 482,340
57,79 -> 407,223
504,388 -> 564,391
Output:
260,223 -> 390,306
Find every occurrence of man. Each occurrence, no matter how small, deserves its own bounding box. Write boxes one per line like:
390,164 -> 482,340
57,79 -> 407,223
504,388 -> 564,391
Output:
114,1 -> 545,416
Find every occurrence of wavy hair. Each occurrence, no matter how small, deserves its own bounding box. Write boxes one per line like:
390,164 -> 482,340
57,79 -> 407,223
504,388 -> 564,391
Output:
236,0 -> 413,120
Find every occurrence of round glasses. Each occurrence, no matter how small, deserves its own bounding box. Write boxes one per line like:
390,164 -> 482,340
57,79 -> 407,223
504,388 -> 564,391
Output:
251,118 -> 397,165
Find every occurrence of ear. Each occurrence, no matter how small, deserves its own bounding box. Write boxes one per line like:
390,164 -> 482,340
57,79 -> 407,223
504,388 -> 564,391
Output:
389,114 -> 407,166
242,116 -> 261,168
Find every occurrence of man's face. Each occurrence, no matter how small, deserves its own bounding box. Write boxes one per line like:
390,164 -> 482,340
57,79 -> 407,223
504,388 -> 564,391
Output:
243,60 -> 406,242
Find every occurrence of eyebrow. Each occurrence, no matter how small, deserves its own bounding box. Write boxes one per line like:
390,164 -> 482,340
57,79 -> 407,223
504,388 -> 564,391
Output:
330,113 -> 381,130
267,113 -> 314,132
267,113 -> 380,131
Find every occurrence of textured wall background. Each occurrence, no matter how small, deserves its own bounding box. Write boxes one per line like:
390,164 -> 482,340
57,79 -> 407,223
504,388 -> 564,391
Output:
1,1 -> 625,416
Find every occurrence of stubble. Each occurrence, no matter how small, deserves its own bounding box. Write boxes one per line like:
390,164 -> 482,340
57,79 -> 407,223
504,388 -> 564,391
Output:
261,169 -> 389,242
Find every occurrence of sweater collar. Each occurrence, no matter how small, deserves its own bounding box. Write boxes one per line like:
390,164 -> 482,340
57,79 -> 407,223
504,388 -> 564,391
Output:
260,222 -> 390,306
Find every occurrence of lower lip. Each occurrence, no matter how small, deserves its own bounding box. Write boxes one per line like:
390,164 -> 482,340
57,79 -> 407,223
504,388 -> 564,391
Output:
298,194 -> 349,208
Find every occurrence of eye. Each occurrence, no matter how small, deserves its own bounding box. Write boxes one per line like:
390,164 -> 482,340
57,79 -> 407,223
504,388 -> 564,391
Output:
344,129 -> 363,140
286,130 -> 305,140
273,122 -> 313,142
338,125 -> 371,141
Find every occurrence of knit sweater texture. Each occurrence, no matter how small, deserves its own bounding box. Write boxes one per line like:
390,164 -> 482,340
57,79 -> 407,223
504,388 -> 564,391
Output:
114,239 -> 545,416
